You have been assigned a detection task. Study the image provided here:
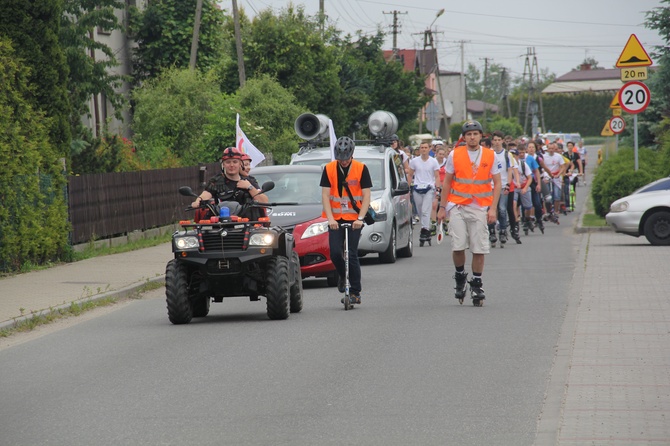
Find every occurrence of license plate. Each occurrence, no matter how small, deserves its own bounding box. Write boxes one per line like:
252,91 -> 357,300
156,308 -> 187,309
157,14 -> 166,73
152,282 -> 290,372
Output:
217,260 -> 230,269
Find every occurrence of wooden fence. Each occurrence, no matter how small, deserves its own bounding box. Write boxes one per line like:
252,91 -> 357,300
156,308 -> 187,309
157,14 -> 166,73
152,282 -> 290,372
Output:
67,163 -> 219,244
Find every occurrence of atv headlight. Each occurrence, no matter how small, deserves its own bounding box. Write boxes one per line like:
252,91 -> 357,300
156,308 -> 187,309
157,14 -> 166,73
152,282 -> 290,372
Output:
249,232 -> 275,246
610,201 -> 629,213
302,221 -> 329,239
175,236 -> 199,250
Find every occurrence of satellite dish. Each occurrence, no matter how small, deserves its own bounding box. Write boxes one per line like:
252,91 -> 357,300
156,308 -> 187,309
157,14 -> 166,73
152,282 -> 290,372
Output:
443,99 -> 454,118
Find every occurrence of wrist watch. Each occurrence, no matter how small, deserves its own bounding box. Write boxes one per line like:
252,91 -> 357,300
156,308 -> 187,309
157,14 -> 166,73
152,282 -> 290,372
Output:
357,217 -> 364,221
247,185 -> 254,191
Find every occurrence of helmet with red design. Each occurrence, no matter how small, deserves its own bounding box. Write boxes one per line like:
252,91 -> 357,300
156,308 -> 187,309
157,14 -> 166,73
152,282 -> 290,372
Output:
221,147 -> 243,161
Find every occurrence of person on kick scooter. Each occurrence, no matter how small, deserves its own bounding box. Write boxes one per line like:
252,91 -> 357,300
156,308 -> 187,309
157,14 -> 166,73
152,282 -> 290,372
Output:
321,136 -> 372,306
437,121 -> 501,306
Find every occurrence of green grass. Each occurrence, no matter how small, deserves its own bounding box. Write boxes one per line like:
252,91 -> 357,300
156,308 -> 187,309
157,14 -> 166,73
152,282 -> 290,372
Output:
582,213 -> 608,227
72,232 -> 172,262
0,280 -> 164,338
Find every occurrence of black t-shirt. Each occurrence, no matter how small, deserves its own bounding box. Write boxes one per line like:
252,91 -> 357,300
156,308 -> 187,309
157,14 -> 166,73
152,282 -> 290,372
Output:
319,162 -> 373,197
205,173 -> 261,218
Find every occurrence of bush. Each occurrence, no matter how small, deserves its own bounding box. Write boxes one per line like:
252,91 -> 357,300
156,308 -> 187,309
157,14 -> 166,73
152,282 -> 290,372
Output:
591,147 -> 664,216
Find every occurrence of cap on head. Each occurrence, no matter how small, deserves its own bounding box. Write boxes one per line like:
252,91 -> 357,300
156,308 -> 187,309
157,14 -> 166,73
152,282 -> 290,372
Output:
334,136 -> 355,161
221,147 -> 243,161
462,120 -> 483,135
510,148 -> 519,155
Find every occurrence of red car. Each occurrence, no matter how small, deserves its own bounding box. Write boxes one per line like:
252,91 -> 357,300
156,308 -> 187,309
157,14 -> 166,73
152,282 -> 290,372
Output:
250,165 -> 338,286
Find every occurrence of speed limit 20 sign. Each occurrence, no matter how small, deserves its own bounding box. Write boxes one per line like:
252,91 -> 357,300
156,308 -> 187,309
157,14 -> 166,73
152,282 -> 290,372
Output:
609,116 -> 625,134
618,81 -> 651,114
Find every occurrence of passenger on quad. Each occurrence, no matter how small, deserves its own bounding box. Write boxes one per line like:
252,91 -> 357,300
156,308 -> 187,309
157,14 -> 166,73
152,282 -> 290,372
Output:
191,147 -> 268,221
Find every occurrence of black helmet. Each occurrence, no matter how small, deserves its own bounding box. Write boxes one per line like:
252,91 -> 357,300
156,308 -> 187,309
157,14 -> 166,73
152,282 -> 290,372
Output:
334,136 -> 355,161
462,120 -> 483,135
390,134 -> 399,141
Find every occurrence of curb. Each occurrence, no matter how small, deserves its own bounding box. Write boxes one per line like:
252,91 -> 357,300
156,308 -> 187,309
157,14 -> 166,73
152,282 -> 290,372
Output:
0,275 -> 165,332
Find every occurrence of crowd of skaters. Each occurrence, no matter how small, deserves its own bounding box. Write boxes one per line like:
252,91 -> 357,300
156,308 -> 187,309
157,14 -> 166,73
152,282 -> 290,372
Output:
389,131 -> 587,247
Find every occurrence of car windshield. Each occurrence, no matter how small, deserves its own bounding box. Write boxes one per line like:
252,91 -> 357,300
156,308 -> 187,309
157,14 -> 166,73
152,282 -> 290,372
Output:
291,158 -> 385,191
634,177 -> 670,194
252,171 -> 323,204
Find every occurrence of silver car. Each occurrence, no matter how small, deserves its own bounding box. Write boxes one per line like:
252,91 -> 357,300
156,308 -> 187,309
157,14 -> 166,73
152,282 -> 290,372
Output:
290,144 -> 413,263
605,176 -> 670,245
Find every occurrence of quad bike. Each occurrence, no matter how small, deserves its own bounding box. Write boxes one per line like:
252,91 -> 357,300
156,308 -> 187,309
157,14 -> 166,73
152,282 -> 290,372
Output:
165,183 -> 303,324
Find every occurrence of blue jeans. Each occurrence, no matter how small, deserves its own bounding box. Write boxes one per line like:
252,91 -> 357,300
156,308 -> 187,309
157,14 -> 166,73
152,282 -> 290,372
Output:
329,224 -> 362,295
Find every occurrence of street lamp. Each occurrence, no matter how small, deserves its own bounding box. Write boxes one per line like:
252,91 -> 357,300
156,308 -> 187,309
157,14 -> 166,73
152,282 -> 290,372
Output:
430,8 -> 445,30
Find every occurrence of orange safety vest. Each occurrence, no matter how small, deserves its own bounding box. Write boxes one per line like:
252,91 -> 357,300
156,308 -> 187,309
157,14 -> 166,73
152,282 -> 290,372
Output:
448,146 -> 495,207
322,160 -> 365,221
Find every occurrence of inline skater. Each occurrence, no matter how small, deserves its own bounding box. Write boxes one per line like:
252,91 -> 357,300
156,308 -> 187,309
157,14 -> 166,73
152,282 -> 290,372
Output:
408,141 -> 441,246
437,121 -> 501,306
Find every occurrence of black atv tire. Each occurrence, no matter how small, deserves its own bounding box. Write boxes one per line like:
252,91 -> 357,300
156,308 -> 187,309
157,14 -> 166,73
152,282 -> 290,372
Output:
192,295 -> 210,318
165,259 -> 193,324
265,256 -> 290,320
289,251 -> 303,313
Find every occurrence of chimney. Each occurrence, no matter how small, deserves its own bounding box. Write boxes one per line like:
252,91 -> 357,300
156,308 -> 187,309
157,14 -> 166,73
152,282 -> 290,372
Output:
580,63 -> 592,71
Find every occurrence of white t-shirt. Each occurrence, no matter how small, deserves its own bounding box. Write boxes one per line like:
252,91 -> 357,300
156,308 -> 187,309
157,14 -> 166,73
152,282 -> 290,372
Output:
409,156 -> 439,188
543,152 -> 566,175
445,147 -> 501,209
493,148 -> 511,184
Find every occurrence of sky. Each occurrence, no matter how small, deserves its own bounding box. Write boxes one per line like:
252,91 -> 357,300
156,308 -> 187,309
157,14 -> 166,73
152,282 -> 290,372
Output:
229,0 -> 664,79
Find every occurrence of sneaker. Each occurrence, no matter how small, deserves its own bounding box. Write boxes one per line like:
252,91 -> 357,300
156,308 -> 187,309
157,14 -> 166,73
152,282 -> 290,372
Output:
341,294 -> 361,304
337,275 -> 346,293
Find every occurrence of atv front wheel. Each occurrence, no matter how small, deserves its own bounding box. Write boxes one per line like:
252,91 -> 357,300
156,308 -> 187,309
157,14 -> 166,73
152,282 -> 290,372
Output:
265,256 -> 290,320
289,251 -> 303,313
165,259 -> 193,324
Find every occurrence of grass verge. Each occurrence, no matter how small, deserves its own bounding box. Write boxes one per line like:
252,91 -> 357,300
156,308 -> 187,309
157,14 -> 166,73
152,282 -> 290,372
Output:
72,233 -> 172,262
0,280 -> 164,338
581,191 -> 608,227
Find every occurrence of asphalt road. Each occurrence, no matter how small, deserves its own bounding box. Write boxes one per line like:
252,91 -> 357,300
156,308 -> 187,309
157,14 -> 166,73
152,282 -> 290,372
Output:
0,218 -> 578,446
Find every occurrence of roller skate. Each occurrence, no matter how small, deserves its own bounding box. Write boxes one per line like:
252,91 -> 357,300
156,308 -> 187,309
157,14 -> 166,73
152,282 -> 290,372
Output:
511,222 -> 522,244
419,227 -> 432,247
430,220 -> 437,237
454,271 -> 468,304
488,226 -> 497,248
469,277 -> 485,307
498,229 -> 508,248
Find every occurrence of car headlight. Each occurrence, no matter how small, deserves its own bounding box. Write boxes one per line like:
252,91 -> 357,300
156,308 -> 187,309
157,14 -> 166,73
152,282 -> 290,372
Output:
175,236 -> 199,250
249,232 -> 275,246
610,201 -> 629,213
370,199 -> 384,212
302,221 -> 329,239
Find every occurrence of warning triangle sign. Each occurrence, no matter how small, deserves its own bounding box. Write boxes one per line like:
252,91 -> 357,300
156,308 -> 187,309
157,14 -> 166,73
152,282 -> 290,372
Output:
610,94 -> 621,109
601,120 -> 614,137
616,34 -> 653,68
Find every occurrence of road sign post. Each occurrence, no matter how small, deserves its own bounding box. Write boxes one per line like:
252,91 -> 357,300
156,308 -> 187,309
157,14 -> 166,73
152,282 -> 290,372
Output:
609,116 -> 625,134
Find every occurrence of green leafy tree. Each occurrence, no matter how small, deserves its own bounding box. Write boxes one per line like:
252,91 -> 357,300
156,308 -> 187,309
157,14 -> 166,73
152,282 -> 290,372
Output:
60,0 -> 127,142
234,5 -> 343,126
234,74 -> 303,164
575,56 -> 601,70
0,0 -> 72,158
129,0 -> 226,82
132,68 -> 223,167
466,61 -> 508,105
0,39 -> 69,271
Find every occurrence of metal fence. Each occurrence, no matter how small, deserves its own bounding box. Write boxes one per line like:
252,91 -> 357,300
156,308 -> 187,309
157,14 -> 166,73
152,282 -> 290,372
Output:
67,163 -> 219,244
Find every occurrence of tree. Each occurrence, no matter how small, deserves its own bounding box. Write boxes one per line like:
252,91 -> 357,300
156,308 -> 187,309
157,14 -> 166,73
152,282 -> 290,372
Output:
60,0 -> 127,142
645,1 -> 670,117
465,61 -> 508,105
129,0 -> 226,82
0,38 -> 69,271
132,67 -> 222,167
0,0 -> 72,158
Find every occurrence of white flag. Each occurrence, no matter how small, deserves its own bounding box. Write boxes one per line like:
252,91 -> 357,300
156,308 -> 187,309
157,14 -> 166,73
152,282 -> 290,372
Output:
328,119 -> 337,161
236,114 -> 266,168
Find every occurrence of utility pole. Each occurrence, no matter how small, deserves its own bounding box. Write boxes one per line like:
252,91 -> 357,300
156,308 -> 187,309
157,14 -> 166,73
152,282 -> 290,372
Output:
383,10 -> 407,59
419,20 -> 448,138
189,0 -> 204,70
458,40 -> 468,122
481,57 -> 490,125
501,68 -> 511,118
518,47 -> 545,136
319,0 -> 325,35
232,0 -> 246,87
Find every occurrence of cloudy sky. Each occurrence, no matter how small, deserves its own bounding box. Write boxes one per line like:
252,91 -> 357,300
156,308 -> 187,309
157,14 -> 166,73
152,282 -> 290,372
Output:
231,0 -> 663,79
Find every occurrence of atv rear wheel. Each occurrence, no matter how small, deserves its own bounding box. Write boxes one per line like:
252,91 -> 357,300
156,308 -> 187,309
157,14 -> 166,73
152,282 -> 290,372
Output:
192,295 -> 210,318
165,259 -> 193,324
266,256 -> 290,320
289,251 -> 303,313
